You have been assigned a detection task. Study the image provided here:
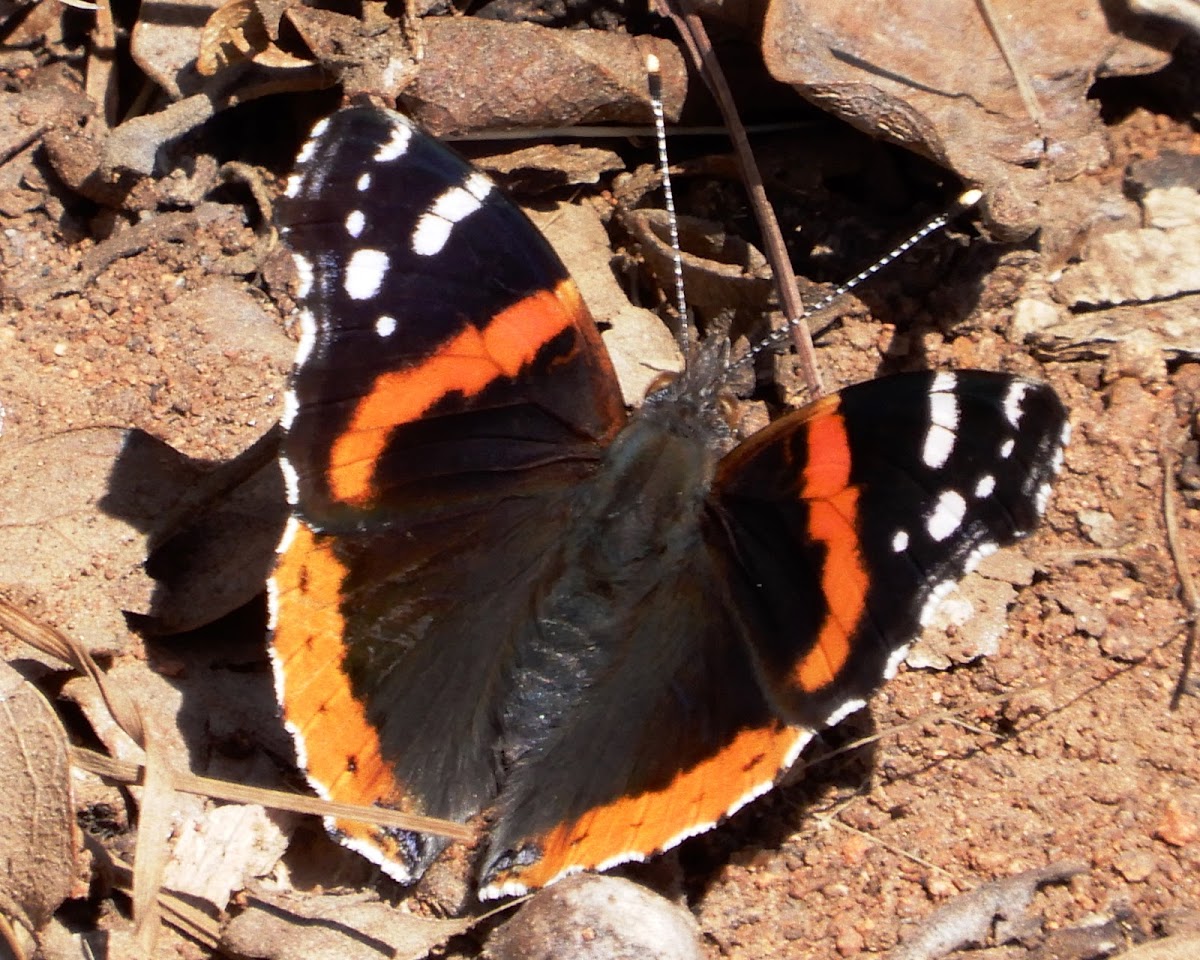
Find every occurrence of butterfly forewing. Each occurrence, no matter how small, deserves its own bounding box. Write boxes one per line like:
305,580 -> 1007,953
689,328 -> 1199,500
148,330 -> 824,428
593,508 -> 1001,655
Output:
275,107 -> 625,529
713,371 -> 1068,726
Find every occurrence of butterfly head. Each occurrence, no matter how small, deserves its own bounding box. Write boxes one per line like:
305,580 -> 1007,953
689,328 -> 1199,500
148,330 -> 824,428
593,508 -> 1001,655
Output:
637,331 -> 742,446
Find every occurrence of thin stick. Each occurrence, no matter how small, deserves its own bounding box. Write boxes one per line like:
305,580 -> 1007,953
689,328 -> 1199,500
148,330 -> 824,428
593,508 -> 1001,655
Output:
974,0 -> 1046,131
1160,415 -> 1197,709
655,0 -> 824,397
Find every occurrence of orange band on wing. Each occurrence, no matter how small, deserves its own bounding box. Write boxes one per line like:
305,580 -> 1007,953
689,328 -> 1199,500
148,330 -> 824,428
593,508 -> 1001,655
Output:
792,407 -> 868,692
486,721 -> 805,894
327,280 -> 588,506
272,522 -> 403,817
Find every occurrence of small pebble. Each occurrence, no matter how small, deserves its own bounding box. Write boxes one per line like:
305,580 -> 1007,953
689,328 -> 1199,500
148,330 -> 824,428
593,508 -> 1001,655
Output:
1112,849 -> 1156,883
485,875 -> 703,960
1156,798 -> 1199,848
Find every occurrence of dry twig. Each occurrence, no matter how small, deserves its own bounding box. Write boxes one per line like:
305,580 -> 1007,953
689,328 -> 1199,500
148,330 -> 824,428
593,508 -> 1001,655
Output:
1160,414 -> 1198,709
653,0 -> 824,396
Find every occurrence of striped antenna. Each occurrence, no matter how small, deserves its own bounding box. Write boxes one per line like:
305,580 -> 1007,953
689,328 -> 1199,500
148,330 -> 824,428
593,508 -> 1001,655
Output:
647,53 -> 690,356
731,188 -> 985,370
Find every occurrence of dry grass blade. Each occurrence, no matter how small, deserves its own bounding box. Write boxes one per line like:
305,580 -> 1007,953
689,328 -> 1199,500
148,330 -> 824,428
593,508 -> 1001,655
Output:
72,747 -> 473,840
0,597 -> 146,749
133,734 -> 173,951
0,913 -> 29,960
108,854 -> 222,950
86,0 -> 118,126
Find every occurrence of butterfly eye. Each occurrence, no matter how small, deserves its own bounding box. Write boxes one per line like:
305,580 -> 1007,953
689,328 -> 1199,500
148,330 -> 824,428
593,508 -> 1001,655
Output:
644,371 -> 678,398
718,394 -> 739,430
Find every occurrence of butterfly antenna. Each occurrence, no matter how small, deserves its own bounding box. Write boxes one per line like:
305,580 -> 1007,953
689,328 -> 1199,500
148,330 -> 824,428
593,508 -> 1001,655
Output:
730,188 -> 985,372
647,53 -> 691,358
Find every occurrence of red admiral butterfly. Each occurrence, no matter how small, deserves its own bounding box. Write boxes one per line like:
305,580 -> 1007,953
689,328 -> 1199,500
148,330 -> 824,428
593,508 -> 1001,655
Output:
270,107 -> 1069,899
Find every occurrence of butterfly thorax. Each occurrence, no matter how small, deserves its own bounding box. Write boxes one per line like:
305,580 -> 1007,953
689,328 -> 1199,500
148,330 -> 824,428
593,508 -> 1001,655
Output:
571,335 -> 739,567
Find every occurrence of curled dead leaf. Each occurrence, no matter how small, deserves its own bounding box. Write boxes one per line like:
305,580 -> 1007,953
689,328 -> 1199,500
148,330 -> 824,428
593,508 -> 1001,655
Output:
0,660 -> 80,943
401,18 -> 686,135
625,208 -> 774,312
198,0 -> 314,76
761,0 -> 1178,238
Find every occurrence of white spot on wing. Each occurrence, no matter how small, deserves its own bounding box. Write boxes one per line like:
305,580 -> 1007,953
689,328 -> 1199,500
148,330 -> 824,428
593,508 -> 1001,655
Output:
280,390 -> 299,431
883,643 -> 911,679
974,474 -> 996,499
345,210 -> 366,238
1035,481 -> 1052,515
411,178 -> 494,256
295,308 -> 316,367
824,698 -> 866,728
411,216 -> 453,257
280,456 -> 301,506
284,174 -> 302,198
922,424 -> 955,471
1000,437 -> 1015,459
892,529 -> 910,553
374,123 -> 413,162
375,314 -> 397,337
310,117 -> 330,138
296,138 -> 317,164
922,373 -> 959,469
926,489 -> 966,541
964,540 -> 998,573
919,579 -> 956,626
1004,380 -> 1030,428
292,254 -> 314,299
463,171 -> 494,200
357,172 -> 371,191
344,249 -> 389,300
931,371 -> 957,393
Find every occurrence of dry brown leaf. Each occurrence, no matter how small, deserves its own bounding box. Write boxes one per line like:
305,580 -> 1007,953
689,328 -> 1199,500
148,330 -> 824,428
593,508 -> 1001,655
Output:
475,143 -> 625,188
1028,296 -> 1200,364
401,18 -> 686,135
283,2 -> 419,101
163,805 -> 291,911
527,202 -> 682,404
0,660 -> 80,942
221,889 -> 476,960
0,428 -> 161,661
198,0 -> 313,75
131,0 -> 225,99
761,0 -> 1177,238
624,208 -> 774,313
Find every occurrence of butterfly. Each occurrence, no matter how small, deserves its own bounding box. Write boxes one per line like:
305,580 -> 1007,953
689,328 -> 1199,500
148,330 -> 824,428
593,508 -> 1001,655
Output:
269,106 -> 1069,899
